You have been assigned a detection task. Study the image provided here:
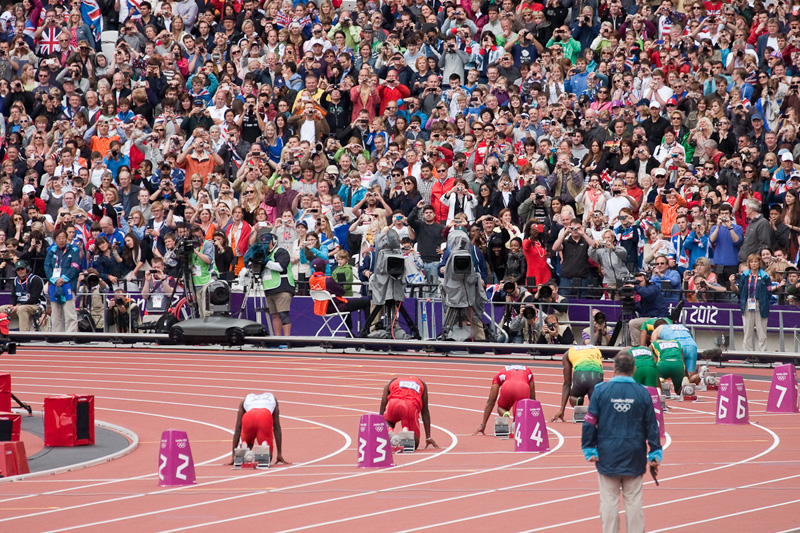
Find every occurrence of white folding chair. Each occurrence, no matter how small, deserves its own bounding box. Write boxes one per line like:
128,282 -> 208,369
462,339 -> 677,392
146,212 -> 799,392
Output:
310,289 -> 353,337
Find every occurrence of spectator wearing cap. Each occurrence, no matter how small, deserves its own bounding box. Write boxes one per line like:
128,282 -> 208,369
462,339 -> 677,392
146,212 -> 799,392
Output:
641,101 -> 670,152
0,260 -> 45,331
749,113 -> 767,152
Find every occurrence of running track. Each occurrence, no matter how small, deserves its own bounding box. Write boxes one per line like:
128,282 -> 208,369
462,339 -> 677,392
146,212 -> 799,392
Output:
1,346 -> 799,532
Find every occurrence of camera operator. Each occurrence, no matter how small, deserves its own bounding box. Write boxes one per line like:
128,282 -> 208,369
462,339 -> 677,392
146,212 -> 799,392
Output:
187,224 -> 216,317
107,288 -> 140,333
142,256 -> 176,319
535,313 -> 575,345
626,271 -> 669,346
256,232 -> 295,337
0,260 -> 45,331
582,310 -> 612,346
494,278 -> 537,344
534,281 -> 571,329
76,268 -> 108,331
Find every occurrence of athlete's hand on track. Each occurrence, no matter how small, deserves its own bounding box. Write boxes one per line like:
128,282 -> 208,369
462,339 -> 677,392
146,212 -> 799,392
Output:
472,427 -> 486,436
550,410 -> 565,422
275,455 -> 291,465
425,437 -> 440,449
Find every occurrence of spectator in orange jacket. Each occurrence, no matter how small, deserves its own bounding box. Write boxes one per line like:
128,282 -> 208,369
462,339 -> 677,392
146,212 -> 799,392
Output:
430,162 -> 454,223
655,189 -> 687,237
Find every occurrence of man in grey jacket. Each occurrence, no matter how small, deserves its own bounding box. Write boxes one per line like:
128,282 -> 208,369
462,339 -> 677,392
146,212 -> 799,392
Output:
738,199 -> 772,263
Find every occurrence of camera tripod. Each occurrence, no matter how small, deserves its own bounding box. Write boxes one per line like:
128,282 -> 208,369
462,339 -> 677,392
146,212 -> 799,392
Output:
359,300 -> 420,339
176,257 -> 200,319
237,266 -> 274,335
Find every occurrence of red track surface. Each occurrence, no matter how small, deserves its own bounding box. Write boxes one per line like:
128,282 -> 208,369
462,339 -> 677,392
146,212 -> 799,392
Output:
0,346 -> 799,532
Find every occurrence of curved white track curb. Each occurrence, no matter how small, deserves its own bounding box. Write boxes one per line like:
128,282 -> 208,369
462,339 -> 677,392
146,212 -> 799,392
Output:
0,412 -> 138,482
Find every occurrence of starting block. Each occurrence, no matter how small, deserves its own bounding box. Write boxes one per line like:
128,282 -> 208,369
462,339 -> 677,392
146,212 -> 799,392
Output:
681,383 -> 697,402
0,440 -> 29,477
645,387 -> 666,438
398,430 -> 415,453
660,381 -> 672,399
158,429 -> 196,486
494,416 -> 511,439
253,443 -> 271,469
357,413 -> 393,468
716,374 -> 749,425
233,447 -> 246,468
0,412 -> 21,441
572,405 -> 588,423
767,364 -> 798,413
514,399 -> 549,452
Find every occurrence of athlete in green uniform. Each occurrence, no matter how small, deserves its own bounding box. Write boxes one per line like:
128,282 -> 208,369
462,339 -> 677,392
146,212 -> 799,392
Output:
639,317 -> 672,346
629,345 -> 659,388
651,339 -> 686,395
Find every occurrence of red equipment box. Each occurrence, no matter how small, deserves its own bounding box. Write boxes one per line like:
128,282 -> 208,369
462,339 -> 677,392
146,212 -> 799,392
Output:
0,374 -> 10,413
0,441 -> 29,477
43,395 -> 95,447
0,412 -> 20,441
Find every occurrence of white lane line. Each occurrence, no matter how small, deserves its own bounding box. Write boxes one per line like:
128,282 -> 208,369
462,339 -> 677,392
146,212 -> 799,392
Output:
394,422 -> 778,533
0,403 -> 351,519
43,425 -> 458,533
157,427 -> 563,533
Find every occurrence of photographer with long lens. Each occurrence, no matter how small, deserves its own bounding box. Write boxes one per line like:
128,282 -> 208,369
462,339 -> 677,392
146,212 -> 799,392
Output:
107,288 -> 141,333
493,277 -> 536,344
175,224 -> 216,318
0,260 -> 45,331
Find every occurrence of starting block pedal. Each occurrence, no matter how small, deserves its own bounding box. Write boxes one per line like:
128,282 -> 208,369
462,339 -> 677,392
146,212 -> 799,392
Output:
253,443 -> 271,469
681,383 -> 697,402
232,447 -> 246,468
494,416 -> 511,439
659,393 -> 668,412
398,430 -> 415,454
572,405 -> 588,423
660,382 -> 672,398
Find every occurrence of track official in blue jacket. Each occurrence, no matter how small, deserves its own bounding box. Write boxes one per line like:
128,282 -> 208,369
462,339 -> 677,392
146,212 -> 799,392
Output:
582,351 -> 662,533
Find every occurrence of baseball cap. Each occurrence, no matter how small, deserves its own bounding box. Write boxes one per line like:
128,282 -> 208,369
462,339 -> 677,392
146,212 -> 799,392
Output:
782,152 -> 794,162
666,97 -> 678,106
14,260 -> 27,270
751,113 -> 764,122
611,100 -> 623,108
326,165 -> 339,175
636,98 -> 650,107
311,257 -> 327,272
22,184 -> 35,194
652,168 -> 667,177
192,98 -> 205,106
649,101 -> 661,109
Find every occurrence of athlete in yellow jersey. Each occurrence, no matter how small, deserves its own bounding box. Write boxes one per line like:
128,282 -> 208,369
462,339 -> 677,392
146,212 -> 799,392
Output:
551,344 -> 604,422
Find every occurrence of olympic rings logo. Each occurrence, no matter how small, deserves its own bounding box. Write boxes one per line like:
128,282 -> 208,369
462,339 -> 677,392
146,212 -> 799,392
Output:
613,402 -> 631,413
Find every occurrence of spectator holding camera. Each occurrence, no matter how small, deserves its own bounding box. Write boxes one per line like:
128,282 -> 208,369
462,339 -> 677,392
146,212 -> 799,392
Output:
553,219 -> 595,297
440,179 -> 477,224
108,288 -> 140,333
536,313 -> 575,345
142,256 -> 176,316
589,229 -> 630,291
494,277 -> 536,344
582,310 -> 612,346
684,257 -> 726,303
710,203 -> 743,281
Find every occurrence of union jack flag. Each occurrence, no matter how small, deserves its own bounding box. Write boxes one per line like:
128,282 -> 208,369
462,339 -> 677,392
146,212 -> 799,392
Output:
37,27 -> 61,56
81,0 -> 104,41
127,0 -> 142,20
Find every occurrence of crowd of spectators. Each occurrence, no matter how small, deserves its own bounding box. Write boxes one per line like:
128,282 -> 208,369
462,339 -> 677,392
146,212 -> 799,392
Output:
1,0 -> 800,334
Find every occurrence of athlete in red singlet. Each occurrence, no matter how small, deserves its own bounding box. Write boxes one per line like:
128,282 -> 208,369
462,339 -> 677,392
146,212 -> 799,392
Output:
379,376 -> 439,449
230,392 -> 289,465
474,365 -> 536,435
